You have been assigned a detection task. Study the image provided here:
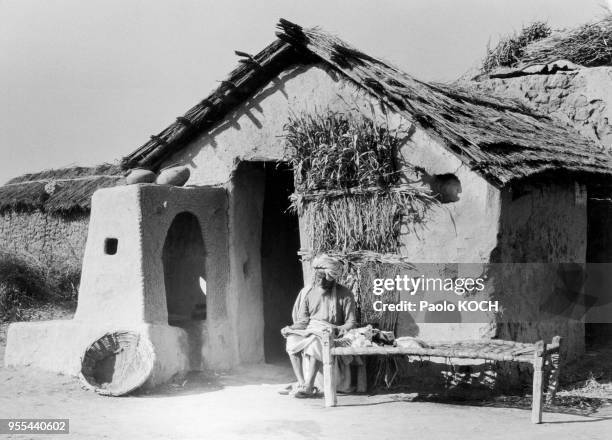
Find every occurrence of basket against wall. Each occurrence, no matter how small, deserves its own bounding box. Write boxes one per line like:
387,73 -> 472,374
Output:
79,330 -> 155,396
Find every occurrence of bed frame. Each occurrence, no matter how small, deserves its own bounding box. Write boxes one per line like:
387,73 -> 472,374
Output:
320,333 -> 562,424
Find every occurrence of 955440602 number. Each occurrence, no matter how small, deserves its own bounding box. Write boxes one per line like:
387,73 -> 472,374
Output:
0,419 -> 69,434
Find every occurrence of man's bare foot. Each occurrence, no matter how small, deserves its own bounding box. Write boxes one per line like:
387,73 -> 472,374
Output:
293,384 -> 317,398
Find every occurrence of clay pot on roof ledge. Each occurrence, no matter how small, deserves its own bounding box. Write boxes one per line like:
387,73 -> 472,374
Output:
156,166 -> 190,187
126,168 -> 157,185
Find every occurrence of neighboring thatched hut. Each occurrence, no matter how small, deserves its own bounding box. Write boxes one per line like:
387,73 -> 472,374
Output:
471,16 -> 612,348
0,164 -> 125,271
7,19 -> 612,388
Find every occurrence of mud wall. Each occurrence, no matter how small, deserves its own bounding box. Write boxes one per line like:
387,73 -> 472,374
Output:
472,67 -> 612,152
494,183 -> 587,360
74,185 -> 231,371
394,127 -> 502,341
227,163 -> 266,365
0,210 -> 89,271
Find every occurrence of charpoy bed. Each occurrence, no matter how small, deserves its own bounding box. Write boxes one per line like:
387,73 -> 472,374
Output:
320,333 -> 562,424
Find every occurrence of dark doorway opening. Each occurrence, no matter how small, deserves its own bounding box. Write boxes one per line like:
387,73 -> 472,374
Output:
260,162 -> 303,363
585,185 -> 612,349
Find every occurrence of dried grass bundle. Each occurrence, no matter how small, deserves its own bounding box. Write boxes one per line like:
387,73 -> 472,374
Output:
285,109 -> 436,259
285,110 -> 436,331
299,191 -> 430,255
0,250 -> 79,321
285,110 -> 401,191
522,16 -> 612,67
482,22 -> 551,73
355,262 -> 404,330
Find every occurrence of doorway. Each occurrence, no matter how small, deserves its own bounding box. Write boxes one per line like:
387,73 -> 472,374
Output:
586,184 -> 612,348
259,162 -> 303,362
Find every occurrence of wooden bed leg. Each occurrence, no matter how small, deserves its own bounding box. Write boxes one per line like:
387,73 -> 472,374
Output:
546,336 -> 562,404
531,340 -> 546,424
356,361 -> 367,393
322,330 -> 337,407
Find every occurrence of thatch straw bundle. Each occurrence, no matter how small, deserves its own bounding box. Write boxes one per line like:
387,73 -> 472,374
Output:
482,16 -> 612,73
352,262 -> 404,331
521,16 -> 612,67
285,110 -> 400,191
285,109 -> 436,256
297,191 -> 430,256
482,22 -> 551,73
285,110 -> 436,330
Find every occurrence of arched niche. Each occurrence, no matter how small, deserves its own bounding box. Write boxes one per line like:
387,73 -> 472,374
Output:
162,211 -> 207,327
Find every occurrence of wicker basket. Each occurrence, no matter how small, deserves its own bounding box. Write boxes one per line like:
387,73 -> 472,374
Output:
80,331 -> 155,396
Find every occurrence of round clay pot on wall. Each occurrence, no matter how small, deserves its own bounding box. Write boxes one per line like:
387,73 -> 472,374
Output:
126,168 -> 157,185
156,166 -> 190,186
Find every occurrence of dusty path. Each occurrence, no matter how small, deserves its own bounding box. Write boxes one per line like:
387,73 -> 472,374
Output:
1,363 -> 611,440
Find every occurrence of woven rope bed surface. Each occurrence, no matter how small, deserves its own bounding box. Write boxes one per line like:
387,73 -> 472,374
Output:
332,339 -> 546,363
80,331 -> 155,396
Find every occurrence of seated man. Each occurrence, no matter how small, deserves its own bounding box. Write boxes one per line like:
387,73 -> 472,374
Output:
281,254 -> 356,398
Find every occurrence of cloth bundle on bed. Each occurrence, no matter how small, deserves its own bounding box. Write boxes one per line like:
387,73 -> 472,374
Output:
335,325 -> 393,347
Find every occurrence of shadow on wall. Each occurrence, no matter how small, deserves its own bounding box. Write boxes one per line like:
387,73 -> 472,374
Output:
160,65 -> 311,172
162,211 -> 207,370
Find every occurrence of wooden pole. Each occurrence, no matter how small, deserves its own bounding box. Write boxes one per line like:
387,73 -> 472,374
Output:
356,361 -> 367,393
322,329 -> 337,407
546,336 -> 562,404
531,340 -> 546,424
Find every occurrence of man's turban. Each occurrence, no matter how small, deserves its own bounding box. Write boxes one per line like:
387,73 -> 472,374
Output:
311,254 -> 343,281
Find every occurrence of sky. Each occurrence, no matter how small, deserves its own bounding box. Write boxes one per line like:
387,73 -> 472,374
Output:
0,0 -> 607,184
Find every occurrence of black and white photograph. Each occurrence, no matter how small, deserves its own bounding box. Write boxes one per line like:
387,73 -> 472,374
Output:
1,1 -> 611,439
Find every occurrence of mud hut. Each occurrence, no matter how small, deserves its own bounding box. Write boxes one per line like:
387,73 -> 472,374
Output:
6,19 -> 612,388
471,16 -> 612,348
0,164 -> 125,271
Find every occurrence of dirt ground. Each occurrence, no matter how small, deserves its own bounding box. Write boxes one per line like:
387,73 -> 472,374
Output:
1,307 -> 611,439
0,363 -> 611,440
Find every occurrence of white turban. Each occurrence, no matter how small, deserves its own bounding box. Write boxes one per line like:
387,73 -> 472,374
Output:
311,254 -> 343,281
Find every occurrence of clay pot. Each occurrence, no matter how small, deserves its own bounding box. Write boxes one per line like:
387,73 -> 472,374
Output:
156,166 -> 190,186
126,168 -> 156,185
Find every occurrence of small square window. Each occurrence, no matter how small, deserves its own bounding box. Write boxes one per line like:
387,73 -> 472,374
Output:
104,238 -> 118,255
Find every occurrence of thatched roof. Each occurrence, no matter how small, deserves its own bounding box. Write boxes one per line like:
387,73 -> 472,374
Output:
481,17 -> 612,76
122,19 -> 612,187
0,164 -> 125,214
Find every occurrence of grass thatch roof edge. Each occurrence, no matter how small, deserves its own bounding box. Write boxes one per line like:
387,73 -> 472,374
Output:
0,164 -> 125,214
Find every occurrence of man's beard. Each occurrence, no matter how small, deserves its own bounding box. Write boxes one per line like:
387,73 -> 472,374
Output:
315,275 -> 335,290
